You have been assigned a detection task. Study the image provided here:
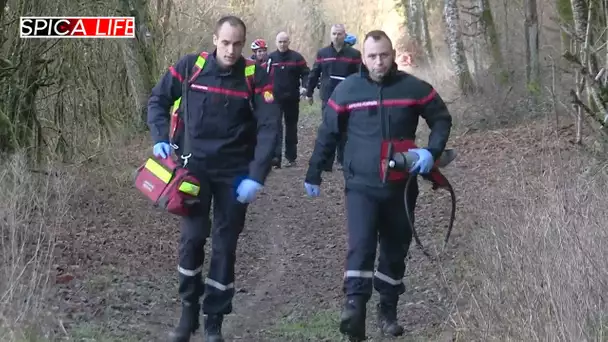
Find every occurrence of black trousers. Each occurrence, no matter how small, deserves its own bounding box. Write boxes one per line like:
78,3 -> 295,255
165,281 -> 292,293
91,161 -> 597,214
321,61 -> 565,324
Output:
342,181 -> 418,302
274,99 -> 300,163
320,99 -> 346,169
177,173 -> 248,315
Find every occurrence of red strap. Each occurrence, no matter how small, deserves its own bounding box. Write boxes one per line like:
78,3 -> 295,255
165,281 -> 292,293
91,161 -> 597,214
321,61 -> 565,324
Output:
245,75 -> 254,96
188,53 -> 256,98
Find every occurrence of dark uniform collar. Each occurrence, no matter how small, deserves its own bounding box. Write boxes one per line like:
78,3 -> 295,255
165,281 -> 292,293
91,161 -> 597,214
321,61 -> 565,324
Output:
359,62 -> 400,85
330,42 -> 349,52
275,49 -> 290,57
207,49 -> 246,76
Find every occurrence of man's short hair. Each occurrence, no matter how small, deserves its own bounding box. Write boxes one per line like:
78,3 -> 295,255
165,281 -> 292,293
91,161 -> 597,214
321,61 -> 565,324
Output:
364,30 -> 392,47
215,15 -> 247,36
331,24 -> 345,31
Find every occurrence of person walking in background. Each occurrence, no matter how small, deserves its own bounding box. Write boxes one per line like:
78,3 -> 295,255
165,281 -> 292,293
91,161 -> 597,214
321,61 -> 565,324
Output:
305,24 -> 361,171
267,31 -> 310,168
250,38 -> 272,73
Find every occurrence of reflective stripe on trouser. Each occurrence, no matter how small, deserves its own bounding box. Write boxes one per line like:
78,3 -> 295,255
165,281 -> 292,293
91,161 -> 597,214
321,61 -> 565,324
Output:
178,178 -> 248,315
274,99 -> 300,162
343,183 -> 418,300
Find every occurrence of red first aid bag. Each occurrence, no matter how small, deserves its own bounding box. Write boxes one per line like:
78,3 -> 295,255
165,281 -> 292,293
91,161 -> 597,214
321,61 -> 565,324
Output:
134,53 -> 208,216
133,156 -> 200,216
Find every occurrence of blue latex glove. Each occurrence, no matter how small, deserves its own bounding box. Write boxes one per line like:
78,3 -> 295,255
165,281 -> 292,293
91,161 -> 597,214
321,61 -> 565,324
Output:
304,182 -> 320,197
409,148 -> 434,174
236,179 -> 263,203
153,142 -> 171,159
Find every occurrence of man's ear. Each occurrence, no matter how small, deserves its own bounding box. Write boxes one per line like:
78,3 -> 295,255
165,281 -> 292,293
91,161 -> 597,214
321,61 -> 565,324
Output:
212,34 -> 218,46
392,48 -> 396,59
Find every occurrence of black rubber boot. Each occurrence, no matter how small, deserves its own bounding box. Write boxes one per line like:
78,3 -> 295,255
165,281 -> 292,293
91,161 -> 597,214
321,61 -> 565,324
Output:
377,296 -> 404,337
271,157 -> 281,169
204,314 -> 225,342
168,303 -> 200,342
339,296 -> 367,341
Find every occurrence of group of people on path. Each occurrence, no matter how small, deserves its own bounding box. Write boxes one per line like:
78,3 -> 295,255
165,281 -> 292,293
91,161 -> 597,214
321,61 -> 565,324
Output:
247,26 -> 360,170
147,14 -> 452,342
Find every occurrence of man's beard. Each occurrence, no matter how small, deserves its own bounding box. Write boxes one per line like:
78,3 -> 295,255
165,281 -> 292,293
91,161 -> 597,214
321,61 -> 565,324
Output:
370,68 -> 390,82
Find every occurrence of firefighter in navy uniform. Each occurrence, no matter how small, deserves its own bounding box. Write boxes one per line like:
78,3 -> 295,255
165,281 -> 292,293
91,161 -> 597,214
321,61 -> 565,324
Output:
267,31 -> 310,168
250,38 -> 269,66
304,30 -> 452,341
305,24 -> 361,171
147,16 -> 280,342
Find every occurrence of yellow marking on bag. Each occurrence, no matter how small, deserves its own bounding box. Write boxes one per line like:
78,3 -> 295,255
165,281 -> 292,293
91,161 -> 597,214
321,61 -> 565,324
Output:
179,182 -> 200,196
145,159 -> 172,183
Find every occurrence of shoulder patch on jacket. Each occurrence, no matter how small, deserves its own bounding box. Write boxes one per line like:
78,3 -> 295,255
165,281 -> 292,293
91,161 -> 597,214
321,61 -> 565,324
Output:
263,90 -> 274,103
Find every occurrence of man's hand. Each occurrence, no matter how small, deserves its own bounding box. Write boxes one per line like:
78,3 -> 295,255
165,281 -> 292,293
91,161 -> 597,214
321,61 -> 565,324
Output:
153,142 -> 171,159
236,179 -> 263,203
299,87 -> 307,97
306,96 -> 314,105
304,182 -> 320,197
409,148 -> 434,174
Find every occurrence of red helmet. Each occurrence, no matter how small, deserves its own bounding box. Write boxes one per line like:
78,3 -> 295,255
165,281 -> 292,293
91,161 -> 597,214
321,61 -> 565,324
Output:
251,38 -> 267,51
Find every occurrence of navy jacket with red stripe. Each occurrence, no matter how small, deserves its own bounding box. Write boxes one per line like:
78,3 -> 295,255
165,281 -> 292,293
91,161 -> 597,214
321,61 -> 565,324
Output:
267,49 -> 309,101
147,50 -> 280,185
306,43 -> 361,101
305,64 -> 452,190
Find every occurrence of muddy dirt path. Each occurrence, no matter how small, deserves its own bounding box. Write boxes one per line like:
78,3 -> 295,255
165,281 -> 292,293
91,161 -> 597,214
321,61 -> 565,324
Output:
51,112 -> 472,342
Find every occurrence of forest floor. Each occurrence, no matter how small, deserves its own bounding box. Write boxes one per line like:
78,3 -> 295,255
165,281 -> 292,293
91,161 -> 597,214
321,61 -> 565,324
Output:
46,95 -> 583,341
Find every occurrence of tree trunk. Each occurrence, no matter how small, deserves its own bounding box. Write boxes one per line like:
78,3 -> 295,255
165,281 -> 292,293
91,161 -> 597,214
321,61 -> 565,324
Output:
556,0 -> 573,53
0,0 -> 7,23
524,0 -> 540,94
407,0 -> 421,45
443,0 -> 474,94
477,0 -> 503,70
502,0 -> 509,59
605,0 -> 608,88
568,0 -> 608,128
119,0 -> 158,128
407,0 -> 426,64
302,0 -> 325,49
570,0 -> 587,45
419,0 -> 434,63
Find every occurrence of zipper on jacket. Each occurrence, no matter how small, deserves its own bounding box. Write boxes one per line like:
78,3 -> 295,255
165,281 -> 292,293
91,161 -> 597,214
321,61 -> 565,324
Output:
378,82 -> 394,184
378,84 -> 389,140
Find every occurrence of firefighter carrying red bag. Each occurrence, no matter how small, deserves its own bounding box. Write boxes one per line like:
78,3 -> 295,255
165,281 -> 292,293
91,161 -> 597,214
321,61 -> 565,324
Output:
304,30 -> 453,341
134,55 -> 202,217
136,15 -> 280,342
